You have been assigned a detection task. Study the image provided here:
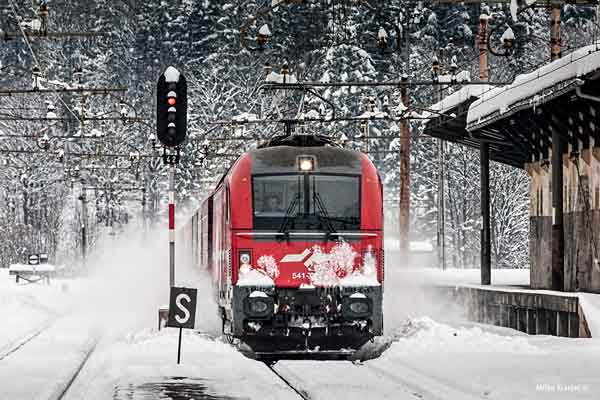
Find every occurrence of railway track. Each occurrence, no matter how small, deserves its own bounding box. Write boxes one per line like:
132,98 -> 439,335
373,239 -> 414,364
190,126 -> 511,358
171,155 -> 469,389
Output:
266,363 -> 313,400
48,339 -> 98,400
363,362 -> 488,400
0,320 -> 55,361
266,358 -> 484,400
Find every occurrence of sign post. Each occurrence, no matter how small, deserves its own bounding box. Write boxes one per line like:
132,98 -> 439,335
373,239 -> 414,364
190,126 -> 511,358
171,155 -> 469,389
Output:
166,286 -> 197,364
156,66 -> 187,289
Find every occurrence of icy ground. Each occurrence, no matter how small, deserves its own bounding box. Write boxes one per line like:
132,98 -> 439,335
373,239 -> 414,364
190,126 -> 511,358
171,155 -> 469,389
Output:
1,232 -> 600,399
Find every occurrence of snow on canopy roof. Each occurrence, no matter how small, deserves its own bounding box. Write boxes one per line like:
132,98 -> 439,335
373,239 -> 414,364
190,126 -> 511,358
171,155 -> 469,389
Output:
426,84 -> 493,117
467,44 -> 600,128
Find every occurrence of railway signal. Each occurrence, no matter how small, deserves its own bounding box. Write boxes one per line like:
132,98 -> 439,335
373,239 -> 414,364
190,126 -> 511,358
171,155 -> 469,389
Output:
156,68 -> 187,298
156,66 -> 187,148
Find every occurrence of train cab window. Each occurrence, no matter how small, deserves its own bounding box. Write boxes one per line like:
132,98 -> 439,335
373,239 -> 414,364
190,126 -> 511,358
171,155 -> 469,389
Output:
252,174 -> 360,231
311,175 -> 360,228
253,175 -> 303,219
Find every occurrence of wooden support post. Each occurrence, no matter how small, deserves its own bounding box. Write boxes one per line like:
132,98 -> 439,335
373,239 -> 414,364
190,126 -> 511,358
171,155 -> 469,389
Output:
509,307 -> 517,330
399,76 -> 410,256
527,309 -> 536,334
552,129 -> 565,291
558,311 -> 569,337
436,82 -> 447,270
536,309 -> 546,334
548,311 -> 558,335
568,312 -> 579,338
481,142 -> 491,285
478,15 -> 489,81
479,15 -> 491,285
518,308 -> 527,333
550,3 -> 562,61
501,305 -> 509,327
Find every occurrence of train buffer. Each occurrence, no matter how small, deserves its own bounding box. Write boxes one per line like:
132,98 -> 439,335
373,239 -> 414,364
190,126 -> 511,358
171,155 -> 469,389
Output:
8,263 -> 56,285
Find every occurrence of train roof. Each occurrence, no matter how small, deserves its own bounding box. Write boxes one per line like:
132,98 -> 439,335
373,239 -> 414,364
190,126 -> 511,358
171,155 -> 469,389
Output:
209,135 -> 369,194
250,142 -> 363,175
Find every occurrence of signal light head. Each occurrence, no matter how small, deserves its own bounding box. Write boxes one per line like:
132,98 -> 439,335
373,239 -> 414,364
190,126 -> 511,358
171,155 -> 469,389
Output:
167,90 -> 177,106
157,67 -> 187,147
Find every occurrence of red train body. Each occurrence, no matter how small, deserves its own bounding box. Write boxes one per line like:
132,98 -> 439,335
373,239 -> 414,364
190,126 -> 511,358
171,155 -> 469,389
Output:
180,135 -> 383,358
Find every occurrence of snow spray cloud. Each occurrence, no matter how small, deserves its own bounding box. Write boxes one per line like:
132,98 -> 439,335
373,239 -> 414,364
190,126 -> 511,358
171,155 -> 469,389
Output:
382,210 -> 467,333
63,223 -> 220,338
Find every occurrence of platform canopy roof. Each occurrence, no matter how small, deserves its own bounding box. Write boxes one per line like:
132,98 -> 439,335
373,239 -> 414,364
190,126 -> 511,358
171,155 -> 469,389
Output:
424,44 -> 600,168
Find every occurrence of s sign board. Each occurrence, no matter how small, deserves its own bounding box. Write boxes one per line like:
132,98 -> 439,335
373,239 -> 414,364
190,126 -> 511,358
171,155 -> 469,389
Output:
166,287 -> 197,329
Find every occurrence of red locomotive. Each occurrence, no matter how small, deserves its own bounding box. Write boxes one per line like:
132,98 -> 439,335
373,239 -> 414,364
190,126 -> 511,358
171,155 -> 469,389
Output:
180,135 -> 383,359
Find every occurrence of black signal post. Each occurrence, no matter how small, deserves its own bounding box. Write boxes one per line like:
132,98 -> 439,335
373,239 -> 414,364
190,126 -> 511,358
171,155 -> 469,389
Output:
156,66 -> 188,290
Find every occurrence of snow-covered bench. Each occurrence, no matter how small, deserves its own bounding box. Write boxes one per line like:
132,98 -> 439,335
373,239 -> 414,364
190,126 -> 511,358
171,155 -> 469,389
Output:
8,263 -> 56,285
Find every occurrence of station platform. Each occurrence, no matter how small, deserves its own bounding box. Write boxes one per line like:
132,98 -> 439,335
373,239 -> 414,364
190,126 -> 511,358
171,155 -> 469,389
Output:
391,268 -> 600,339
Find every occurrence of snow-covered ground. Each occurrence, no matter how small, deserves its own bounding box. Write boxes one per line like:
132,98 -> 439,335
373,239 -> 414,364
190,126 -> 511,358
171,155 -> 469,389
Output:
64,330 -> 299,400
1,231 -> 600,399
0,314 -> 98,399
0,268 -> 72,357
368,317 -> 600,400
59,318 -> 600,400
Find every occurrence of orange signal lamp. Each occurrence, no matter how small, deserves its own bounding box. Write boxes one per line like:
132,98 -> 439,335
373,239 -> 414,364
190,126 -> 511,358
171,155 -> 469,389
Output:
167,97 -> 176,106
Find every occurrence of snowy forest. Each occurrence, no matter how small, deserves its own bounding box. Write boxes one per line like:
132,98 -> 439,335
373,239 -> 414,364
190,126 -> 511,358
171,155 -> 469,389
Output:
0,0 -> 598,270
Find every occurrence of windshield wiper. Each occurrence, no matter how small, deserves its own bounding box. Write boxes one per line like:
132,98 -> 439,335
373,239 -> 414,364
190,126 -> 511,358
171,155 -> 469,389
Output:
313,192 -> 337,239
278,192 -> 300,241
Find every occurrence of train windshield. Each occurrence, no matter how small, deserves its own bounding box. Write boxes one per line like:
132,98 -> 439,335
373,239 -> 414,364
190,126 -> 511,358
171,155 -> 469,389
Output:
253,174 -> 360,231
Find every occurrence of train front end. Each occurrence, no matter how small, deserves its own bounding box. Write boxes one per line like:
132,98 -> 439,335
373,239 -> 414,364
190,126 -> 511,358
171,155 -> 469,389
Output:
227,138 -> 383,358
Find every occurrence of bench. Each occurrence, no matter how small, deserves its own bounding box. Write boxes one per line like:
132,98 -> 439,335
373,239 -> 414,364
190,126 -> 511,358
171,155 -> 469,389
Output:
8,264 -> 56,285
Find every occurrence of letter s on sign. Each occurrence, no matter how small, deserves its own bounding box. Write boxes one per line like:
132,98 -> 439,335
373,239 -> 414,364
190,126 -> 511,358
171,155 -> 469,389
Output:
175,293 -> 191,324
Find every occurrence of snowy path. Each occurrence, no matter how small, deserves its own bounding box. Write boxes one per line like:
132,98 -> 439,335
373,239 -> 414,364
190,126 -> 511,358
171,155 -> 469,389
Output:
368,317 -> 600,400
0,315 -> 98,400
2,264 -> 600,399
0,319 -> 55,361
2,315 -> 600,399
62,330 -> 299,400
0,271 -> 68,354
273,360 -> 435,400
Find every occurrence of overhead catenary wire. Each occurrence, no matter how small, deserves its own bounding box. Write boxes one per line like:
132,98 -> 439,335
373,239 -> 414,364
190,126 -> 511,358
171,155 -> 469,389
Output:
8,0 -> 41,69
6,0 -> 85,124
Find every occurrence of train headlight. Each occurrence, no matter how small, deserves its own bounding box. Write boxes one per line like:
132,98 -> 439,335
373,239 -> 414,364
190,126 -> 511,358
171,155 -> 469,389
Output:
342,293 -> 372,320
297,155 -> 316,172
244,291 -> 274,320
249,300 -> 269,313
349,301 -> 369,314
